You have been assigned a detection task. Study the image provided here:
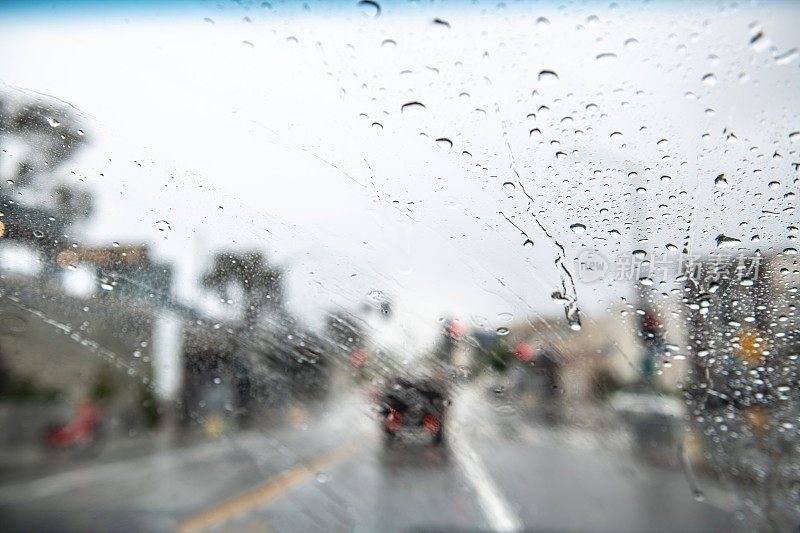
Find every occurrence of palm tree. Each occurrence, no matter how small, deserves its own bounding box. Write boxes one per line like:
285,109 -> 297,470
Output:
200,251 -> 283,332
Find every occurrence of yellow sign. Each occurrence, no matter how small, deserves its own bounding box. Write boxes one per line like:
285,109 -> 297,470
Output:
736,327 -> 770,365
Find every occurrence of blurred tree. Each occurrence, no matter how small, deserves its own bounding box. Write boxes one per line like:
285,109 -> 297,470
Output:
89,363 -> 118,403
9,101 -> 85,173
0,346 -> 59,401
137,379 -> 160,428
0,89 -> 93,268
201,251 -> 284,331
472,342 -> 515,373
0,91 -> 92,219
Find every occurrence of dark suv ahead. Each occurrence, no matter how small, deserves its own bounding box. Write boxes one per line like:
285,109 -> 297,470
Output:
377,376 -> 449,445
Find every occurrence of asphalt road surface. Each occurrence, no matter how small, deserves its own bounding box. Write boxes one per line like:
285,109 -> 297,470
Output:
0,387 -> 736,533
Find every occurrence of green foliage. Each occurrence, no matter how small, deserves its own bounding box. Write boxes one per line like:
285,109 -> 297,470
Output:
473,342 -> 516,373
0,378 -> 60,402
137,380 -> 160,428
89,364 -> 118,403
0,348 -> 60,402
201,251 -> 284,328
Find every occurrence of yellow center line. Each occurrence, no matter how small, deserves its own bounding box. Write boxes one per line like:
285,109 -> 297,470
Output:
177,437 -> 366,533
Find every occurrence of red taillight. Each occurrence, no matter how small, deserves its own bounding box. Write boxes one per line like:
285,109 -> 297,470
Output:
385,409 -> 402,430
515,342 -> 533,361
423,414 -> 441,433
351,349 -> 368,367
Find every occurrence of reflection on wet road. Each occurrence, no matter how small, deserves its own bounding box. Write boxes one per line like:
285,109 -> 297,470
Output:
0,387 -> 733,533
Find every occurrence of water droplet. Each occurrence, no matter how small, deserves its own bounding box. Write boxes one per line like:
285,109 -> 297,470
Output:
783,247 -> 798,256
316,472 -> 330,483
749,30 -> 769,52
529,128 -> 541,137
432,18 -> 450,29
701,73 -> 716,86
775,48 -> 799,65
551,291 -> 568,302
570,223 -> 586,234
503,181 -> 515,190
47,117 -> 60,127
714,174 -> 728,188
358,0 -> 380,18
496,327 -> 510,336
156,220 -> 171,232
100,282 -> 114,291
596,52 -> 617,64
624,38 -> 640,49
381,39 -> 396,48
241,40 -> 255,48
715,234 -> 740,248
693,489 -> 705,502
538,70 -> 558,85
401,101 -> 426,115
435,137 -> 453,150
768,180 -> 780,190
523,239 -> 534,248
536,16 -> 550,28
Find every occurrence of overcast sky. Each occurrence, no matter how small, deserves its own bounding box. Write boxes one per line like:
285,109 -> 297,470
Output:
1,0 -> 798,355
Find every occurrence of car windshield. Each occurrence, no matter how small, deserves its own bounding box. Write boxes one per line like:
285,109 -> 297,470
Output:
0,1 -> 798,531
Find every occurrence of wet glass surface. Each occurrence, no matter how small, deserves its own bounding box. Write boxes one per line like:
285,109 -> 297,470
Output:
0,1 -> 799,531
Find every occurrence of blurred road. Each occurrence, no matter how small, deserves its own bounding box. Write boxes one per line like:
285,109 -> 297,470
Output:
0,386 -> 735,533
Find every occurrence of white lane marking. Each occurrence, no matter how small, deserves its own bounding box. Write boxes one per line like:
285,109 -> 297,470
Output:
448,390 -> 522,533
